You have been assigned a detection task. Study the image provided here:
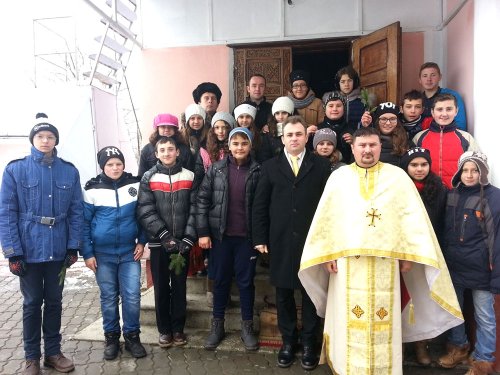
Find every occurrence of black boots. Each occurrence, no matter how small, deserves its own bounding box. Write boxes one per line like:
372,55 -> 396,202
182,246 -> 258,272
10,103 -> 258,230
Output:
123,331 -> 147,358
104,332 -> 121,360
240,320 -> 259,351
205,318 -> 225,350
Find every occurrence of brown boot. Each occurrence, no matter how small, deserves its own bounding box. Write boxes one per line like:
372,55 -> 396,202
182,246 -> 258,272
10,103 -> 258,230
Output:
465,358 -> 495,375
23,360 -> 41,375
43,353 -> 75,372
414,340 -> 431,365
438,343 -> 470,368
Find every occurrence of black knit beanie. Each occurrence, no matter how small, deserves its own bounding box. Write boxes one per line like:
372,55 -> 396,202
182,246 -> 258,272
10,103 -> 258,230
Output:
29,113 -> 59,145
97,146 -> 125,170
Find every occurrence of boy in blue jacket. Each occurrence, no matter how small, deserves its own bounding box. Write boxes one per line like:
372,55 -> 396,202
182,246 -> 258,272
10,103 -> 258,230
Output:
82,146 -> 147,360
0,113 -> 83,374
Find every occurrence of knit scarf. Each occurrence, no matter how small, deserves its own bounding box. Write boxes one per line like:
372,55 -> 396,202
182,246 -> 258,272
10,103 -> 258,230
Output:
401,115 -> 422,129
346,87 -> 361,101
414,180 -> 425,192
288,89 -> 316,109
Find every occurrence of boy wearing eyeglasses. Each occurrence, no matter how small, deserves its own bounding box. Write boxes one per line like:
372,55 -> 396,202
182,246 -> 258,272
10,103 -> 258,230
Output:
413,93 -> 479,188
0,113 -> 83,374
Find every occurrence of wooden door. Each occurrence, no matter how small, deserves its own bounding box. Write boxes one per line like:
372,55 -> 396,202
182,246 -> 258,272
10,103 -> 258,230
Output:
352,22 -> 401,107
233,47 -> 292,105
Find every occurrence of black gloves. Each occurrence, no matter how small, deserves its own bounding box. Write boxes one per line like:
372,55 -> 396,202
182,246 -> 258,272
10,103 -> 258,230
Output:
64,249 -> 79,268
159,230 -> 180,252
9,256 -> 26,277
179,238 -> 194,255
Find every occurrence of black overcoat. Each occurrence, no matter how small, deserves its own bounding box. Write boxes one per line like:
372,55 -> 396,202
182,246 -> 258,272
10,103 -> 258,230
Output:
252,150 -> 331,289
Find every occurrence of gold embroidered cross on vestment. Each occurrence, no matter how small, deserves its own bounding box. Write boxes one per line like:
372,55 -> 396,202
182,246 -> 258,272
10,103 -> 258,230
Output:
366,208 -> 381,227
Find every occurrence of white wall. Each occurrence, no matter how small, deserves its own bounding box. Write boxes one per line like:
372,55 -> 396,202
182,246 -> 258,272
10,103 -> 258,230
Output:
474,0 -> 499,185
141,0 -> 443,48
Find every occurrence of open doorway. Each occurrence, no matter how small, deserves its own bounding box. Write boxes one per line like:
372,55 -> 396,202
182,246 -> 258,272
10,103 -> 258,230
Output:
291,39 -> 351,100
232,23 -> 401,106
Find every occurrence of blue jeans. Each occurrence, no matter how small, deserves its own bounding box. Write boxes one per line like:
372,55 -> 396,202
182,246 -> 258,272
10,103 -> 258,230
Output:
20,261 -> 64,360
448,286 -> 496,362
95,252 -> 141,334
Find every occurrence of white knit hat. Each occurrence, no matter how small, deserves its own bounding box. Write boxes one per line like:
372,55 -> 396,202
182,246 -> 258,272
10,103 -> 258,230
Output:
233,104 -> 257,120
272,96 -> 294,115
185,103 -> 206,122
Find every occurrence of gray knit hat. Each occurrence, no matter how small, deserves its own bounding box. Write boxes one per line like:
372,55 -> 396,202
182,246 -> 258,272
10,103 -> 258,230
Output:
451,151 -> 490,187
211,112 -> 236,129
313,128 -> 337,150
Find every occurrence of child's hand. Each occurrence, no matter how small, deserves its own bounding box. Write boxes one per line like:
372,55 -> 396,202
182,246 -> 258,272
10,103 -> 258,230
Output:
134,243 -> 145,261
261,125 -> 269,133
306,125 -> 318,137
343,133 -> 353,144
360,111 -> 373,127
199,236 -> 212,249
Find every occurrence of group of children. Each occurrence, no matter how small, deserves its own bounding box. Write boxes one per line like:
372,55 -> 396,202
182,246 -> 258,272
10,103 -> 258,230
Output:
79,62 -> 499,375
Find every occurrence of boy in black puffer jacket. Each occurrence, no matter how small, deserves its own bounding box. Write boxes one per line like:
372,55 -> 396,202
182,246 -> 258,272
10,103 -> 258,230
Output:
195,127 -> 261,351
137,137 -> 198,349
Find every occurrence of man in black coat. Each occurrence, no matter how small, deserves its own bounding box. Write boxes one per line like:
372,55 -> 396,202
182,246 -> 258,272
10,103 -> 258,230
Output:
242,74 -> 272,131
252,115 -> 331,370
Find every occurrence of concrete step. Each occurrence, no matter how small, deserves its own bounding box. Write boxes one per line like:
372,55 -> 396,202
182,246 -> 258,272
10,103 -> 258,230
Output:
186,272 -> 275,299
140,288 -> 268,331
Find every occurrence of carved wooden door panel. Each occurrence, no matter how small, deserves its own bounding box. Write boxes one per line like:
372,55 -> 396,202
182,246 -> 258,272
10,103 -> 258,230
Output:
233,47 -> 292,105
352,22 -> 401,106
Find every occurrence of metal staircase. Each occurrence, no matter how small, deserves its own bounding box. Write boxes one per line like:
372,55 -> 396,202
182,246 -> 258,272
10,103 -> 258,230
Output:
82,0 -> 141,92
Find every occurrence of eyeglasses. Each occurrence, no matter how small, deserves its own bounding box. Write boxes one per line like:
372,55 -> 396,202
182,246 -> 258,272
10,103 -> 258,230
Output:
34,135 -> 57,142
292,84 -> 307,89
378,117 -> 398,124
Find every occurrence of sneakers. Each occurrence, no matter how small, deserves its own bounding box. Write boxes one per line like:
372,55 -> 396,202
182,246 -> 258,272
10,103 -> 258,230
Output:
414,340 -> 431,365
103,332 -> 121,360
173,332 -> 187,346
23,360 -> 41,375
43,353 -> 75,373
240,320 -> 258,351
159,333 -> 173,348
123,331 -> 147,358
205,318 -> 225,350
438,343 -> 470,368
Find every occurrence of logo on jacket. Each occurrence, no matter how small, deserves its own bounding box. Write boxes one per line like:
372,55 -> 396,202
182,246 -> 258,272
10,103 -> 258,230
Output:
128,187 -> 137,197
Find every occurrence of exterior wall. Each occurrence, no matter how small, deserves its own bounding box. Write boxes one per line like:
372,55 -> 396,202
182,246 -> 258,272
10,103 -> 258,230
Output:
401,32 -> 424,99
446,0 -> 474,132
139,45 -> 231,147
142,0 -> 442,48
474,0 -> 500,185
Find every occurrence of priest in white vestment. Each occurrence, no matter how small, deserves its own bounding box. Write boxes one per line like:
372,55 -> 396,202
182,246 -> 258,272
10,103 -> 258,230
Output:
299,127 -> 463,375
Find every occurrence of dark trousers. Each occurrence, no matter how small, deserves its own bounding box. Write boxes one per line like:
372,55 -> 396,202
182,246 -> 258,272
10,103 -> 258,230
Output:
150,248 -> 188,334
211,236 -> 257,321
20,261 -> 65,360
275,286 -> 319,347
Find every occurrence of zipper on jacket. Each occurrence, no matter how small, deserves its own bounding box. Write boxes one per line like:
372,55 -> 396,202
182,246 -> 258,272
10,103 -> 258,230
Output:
439,126 -> 444,178
114,181 -> 120,251
168,168 -> 176,236
460,213 -> 468,242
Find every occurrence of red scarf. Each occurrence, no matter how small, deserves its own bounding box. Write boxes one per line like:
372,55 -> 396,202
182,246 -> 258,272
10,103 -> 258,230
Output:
414,180 -> 425,192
